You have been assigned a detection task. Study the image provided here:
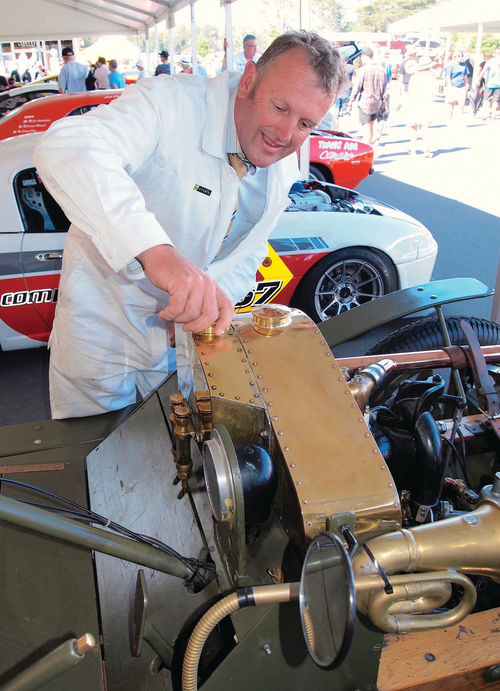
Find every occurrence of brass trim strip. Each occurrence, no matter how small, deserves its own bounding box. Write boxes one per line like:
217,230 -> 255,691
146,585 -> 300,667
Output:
0,462 -> 65,474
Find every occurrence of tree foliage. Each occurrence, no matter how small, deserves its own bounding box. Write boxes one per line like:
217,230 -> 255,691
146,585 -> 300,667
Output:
354,0 -> 438,33
312,0 -> 351,33
470,33 -> 500,56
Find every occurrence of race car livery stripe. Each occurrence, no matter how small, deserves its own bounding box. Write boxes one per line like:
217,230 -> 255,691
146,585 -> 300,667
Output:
0,252 -> 23,275
269,236 -> 328,253
0,250 -> 62,276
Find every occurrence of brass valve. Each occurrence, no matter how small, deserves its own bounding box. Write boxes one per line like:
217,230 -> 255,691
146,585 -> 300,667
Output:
169,395 -> 196,494
195,390 -> 212,441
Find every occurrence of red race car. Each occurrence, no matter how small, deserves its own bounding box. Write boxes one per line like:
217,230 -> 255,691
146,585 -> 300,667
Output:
0,90 -> 373,189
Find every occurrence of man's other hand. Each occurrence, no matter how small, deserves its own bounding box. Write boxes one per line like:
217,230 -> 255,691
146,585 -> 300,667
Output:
137,245 -> 234,335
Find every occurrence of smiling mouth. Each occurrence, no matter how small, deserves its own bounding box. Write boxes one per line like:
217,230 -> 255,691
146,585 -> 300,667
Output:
262,133 -> 281,150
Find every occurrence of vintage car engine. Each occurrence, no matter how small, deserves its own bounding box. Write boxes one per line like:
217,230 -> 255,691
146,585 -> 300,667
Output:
0,303 -> 499,691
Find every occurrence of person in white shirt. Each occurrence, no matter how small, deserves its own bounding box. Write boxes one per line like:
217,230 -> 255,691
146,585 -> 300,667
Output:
222,34 -> 260,73
94,56 -> 110,89
135,59 -> 149,80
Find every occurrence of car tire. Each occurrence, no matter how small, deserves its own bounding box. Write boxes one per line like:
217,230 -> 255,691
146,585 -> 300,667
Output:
291,247 -> 398,322
309,164 -> 329,183
367,316 -> 500,354
365,315 -> 500,408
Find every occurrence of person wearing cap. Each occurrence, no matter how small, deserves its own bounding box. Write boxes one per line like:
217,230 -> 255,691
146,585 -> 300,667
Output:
155,51 -> 170,76
58,46 -> 88,93
34,31 -> 345,419
178,58 -> 193,74
94,56 -> 110,89
135,59 -> 149,80
178,58 -> 208,76
349,47 -> 388,146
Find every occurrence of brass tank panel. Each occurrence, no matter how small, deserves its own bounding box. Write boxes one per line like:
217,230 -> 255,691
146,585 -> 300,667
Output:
188,306 -> 401,543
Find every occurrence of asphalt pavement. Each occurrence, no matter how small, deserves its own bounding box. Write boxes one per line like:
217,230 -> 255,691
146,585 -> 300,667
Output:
1,95 -> 499,427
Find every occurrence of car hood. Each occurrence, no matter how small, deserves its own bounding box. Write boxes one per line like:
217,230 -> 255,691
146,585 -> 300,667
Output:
286,181 -> 423,227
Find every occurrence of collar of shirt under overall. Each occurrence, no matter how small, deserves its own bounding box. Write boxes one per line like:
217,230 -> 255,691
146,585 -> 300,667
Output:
217,88 -> 267,260
225,88 -> 256,175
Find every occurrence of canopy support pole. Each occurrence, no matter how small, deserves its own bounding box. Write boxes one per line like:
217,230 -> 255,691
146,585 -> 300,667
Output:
222,0 -> 234,71
472,21 -> 483,87
190,2 -> 198,73
168,9 -> 175,74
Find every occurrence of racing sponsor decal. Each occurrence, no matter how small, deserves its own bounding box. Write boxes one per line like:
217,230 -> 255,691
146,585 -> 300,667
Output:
0,274 -> 59,342
317,139 -> 359,162
11,114 -> 52,136
235,244 -> 293,313
0,287 -> 58,307
193,184 -> 212,196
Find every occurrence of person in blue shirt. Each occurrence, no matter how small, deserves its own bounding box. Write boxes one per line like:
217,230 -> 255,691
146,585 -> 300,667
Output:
58,47 -> 88,93
108,59 -> 125,89
444,53 -> 470,119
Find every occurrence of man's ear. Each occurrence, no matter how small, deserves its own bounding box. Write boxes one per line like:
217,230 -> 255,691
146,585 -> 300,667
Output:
237,61 -> 257,99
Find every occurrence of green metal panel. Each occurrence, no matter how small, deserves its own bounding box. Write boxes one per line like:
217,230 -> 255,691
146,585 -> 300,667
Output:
319,278 -> 493,347
201,602 -> 382,690
0,450 -> 104,690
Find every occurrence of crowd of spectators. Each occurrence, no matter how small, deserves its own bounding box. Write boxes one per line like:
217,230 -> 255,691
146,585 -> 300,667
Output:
2,38 -> 498,151
325,41 -> 500,159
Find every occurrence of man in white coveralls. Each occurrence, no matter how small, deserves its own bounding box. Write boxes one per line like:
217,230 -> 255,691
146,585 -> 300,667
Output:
34,31 -> 345,419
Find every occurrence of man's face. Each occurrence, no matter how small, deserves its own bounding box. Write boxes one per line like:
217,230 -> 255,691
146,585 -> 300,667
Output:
234,48 -> 334,168
243,39 -> 258,61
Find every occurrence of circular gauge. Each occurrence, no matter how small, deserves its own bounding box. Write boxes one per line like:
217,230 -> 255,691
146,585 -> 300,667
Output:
202,426 -> 237,523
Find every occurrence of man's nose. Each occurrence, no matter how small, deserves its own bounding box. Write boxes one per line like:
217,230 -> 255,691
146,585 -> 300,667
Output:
274,116 -> 295,145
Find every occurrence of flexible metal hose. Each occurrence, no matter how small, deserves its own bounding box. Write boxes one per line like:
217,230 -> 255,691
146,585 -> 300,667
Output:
182,592 -> 240,691
182,584 -> 298,691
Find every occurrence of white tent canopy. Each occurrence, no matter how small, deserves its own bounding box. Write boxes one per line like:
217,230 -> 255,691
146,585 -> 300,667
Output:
0,0 -> 192,41
389,0 -> 500,34
79,35 -> 139,62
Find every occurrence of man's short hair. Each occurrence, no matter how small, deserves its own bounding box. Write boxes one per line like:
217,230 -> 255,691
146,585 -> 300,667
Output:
362,47 -> 374,59
255,30 -> 346,98
61,47 -> 74,57
108,59 -> 118,69
243,34 -> 257,45
97,56 -> 106,65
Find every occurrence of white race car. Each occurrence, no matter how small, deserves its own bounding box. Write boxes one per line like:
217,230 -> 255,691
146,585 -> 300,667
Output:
0,133 -> 437,351
0,83 -> 60,118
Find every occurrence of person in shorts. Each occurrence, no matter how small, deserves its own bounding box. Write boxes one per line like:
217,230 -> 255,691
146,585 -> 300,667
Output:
349,47 -> 388,145
478,49 -> 500,119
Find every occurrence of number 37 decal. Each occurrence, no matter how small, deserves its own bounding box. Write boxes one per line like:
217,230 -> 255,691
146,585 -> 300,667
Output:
235,280 -> 283,311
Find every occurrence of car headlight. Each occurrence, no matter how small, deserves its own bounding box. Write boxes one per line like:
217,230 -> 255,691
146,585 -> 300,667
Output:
417,226 -> 438,258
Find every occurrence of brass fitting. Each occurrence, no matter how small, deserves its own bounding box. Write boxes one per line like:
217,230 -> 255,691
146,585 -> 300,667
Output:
195,390 -> 212,441
169,401 -> 196,494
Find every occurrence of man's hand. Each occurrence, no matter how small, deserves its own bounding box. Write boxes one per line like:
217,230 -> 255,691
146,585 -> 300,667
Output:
137,244 -> 234,335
